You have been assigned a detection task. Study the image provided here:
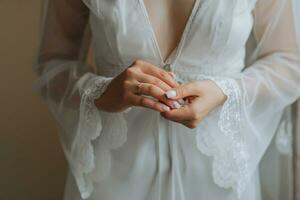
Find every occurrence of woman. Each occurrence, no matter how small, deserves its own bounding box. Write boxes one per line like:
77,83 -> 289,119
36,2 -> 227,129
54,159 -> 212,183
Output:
33,0 -> 300,199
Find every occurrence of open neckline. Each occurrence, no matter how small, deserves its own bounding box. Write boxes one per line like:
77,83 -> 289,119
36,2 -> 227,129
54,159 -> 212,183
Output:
139,0 -> 201,67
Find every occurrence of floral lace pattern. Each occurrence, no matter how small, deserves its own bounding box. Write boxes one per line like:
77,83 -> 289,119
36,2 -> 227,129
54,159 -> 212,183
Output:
70,76 -> 116,199
193,76 -> 250,199
82,77 -> 113,122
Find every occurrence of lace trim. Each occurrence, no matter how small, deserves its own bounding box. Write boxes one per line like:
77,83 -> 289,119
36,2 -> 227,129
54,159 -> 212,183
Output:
195,76 -> 249,199
82,77 -> 113,122
70,76 -> 114,199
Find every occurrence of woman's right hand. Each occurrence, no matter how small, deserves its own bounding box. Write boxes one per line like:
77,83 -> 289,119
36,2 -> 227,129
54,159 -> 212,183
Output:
94,60 -> 180,113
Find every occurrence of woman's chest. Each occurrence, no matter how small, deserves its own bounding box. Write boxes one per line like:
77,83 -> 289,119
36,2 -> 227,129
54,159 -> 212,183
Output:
85,0 -> 255,76
142,0 -> 196,61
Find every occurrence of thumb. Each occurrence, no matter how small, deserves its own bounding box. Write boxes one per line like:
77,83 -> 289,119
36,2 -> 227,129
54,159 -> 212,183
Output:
165,82 -> 200,100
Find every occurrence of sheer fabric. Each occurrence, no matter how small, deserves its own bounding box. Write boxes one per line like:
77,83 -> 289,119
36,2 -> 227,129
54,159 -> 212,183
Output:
32,0 -> 300,199
33,0 -> 117,197
194,0 -> 300,198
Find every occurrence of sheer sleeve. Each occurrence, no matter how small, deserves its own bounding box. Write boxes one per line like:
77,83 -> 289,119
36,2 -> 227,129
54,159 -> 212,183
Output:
195,0 -> 300,198
32,0 -> 119,199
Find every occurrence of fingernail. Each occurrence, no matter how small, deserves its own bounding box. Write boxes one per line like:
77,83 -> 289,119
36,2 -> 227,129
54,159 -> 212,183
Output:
166,90 -> 177,99
161,105 -> 170,112
178,99 -> 185,105
172,101 -> 181,109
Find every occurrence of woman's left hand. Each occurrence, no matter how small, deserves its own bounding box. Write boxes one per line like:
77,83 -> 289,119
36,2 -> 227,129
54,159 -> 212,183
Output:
161,80 -> 227,129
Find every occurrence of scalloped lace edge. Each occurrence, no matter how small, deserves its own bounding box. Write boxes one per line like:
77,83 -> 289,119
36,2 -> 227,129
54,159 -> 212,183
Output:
70,76 -> 114,199
195,77 -> 250,199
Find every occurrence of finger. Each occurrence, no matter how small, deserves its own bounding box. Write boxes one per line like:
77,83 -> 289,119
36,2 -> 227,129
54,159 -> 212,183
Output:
130,94 -> 171,112
182,120 -> 201,129
162,96 -> 205,120
161,104 -> 197,121
125,80 -> 179,109
136,74 -> 172,91
137,83 -> 185,109
135,82 -> 168,102
137,60 -> 179,88
161,111 -> 200,129
165,81 -> 201,100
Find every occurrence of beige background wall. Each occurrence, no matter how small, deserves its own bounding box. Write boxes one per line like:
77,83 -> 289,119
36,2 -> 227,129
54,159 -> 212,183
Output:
0,1 -> 67,199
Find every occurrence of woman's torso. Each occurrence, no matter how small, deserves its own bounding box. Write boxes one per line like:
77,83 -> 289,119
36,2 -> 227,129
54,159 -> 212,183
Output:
65,1 -> 259,200
88,0 -> 253,80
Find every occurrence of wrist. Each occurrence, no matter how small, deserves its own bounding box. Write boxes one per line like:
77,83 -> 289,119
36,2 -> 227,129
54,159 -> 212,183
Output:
205,79 -> 228,105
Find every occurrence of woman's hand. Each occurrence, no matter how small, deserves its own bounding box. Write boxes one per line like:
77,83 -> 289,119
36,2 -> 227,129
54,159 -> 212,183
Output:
95,60 -> 180,112
161,80 -> 227,129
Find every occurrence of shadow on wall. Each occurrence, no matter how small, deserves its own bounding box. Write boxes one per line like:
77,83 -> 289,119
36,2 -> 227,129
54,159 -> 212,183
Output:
0,1 -> 67,200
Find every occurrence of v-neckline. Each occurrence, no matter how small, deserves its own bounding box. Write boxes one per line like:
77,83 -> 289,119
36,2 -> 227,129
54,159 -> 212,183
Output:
139,0 -> 201,67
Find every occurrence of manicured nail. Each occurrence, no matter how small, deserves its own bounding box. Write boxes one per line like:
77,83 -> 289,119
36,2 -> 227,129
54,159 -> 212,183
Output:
178,99 -> 185,105
172,101 -> 181,109
166,90 -> 177,99
161,105 -> 170,112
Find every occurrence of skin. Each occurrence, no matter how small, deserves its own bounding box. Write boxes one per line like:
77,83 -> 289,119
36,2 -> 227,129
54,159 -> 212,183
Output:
96,0 -> 227,129
95,60 -> 180,113
95,59 -> 227,129
143,0 -> 195,61
161,80 -> 227,129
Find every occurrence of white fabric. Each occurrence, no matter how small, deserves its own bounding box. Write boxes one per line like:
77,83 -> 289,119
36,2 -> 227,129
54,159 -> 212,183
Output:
32,0 -> 300,199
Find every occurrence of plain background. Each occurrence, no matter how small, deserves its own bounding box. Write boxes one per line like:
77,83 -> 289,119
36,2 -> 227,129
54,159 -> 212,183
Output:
0,1 -> 67,199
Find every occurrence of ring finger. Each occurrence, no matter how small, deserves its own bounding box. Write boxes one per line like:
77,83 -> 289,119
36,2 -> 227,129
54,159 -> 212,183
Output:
136,74 -> 172,91
134,82 -> 177,108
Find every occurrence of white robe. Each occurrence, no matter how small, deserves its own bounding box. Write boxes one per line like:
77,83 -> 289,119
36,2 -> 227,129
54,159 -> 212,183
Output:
32,0 -> 300,199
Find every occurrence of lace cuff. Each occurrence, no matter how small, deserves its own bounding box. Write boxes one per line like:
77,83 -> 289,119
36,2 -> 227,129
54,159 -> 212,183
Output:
70,75 -> 114,199
195,77 -> 249,199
